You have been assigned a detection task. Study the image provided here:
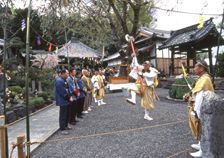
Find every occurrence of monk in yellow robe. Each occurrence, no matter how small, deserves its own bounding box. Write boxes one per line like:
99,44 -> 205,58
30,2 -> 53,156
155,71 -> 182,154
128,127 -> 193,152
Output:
95,70 -> 106,106
184,61 -> 214,158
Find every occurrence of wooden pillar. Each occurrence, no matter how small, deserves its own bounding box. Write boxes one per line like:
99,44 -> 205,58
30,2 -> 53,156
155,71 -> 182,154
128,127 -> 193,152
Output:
193,50 -> 197,66
0,125 -> 7,158
0,115 -> 7,158
187,51 -> 190,73
171,47 -> 175,75
17,134 -> 26,158
208,47 -> 213,75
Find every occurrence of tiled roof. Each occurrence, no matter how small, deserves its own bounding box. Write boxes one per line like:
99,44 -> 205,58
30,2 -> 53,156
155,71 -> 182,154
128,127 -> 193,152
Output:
57,38 -> 101,58
159,18 -> 223,49
137,27 -> 170,39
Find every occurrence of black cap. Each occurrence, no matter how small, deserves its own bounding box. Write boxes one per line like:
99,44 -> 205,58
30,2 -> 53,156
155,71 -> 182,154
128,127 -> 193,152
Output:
197,60 -> 209,71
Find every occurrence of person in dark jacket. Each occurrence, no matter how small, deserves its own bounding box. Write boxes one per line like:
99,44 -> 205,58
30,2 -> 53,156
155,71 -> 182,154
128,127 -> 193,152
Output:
55,69 -> 72,135
67,68 -> 78,125
76,70 -> 86,117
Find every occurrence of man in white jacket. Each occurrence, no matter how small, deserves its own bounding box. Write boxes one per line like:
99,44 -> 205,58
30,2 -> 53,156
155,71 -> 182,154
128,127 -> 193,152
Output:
127,60 -> 159,121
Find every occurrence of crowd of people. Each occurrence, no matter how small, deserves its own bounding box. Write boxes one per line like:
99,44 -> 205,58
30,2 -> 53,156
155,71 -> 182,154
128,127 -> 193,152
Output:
54,58 -> 215,157
54,67 -> 107,135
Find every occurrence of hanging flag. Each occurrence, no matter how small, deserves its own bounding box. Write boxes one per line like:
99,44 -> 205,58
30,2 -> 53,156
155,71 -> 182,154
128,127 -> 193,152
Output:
48,43 -> 52,52
21,19 -> 26,31
55,46 -> 58,53
11,5 -> 17,16
36,36 -> 41,45
197,14 -> 203,29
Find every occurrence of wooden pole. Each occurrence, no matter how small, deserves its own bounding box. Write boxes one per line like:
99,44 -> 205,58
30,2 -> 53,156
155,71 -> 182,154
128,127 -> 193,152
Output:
208,47 -> 213,75
186,51 -> 190,73
0,125 -> 7,158
17,134 -> 26,158
25,1 -> 32,157
2,1 -> 9,157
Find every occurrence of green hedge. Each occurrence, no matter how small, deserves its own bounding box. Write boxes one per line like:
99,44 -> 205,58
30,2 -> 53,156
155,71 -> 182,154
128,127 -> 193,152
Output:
28,97 -> 45,107
38,91 -> 54,101
8,86 -> 23,94
169,77 -> 196,99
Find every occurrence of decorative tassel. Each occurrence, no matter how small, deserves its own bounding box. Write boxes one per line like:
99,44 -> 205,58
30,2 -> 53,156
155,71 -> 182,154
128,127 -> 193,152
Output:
48,43 -> 52,52
21,19 -> 26,31
197,14 -> 203,29
36,36 -> 41,45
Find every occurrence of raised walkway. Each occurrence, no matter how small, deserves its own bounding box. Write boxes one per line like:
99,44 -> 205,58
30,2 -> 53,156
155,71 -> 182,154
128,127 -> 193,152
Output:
8,104 -> 58,158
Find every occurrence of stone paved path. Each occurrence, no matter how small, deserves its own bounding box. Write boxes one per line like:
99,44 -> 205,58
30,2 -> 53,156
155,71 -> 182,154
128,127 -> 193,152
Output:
8,104 -> 58,158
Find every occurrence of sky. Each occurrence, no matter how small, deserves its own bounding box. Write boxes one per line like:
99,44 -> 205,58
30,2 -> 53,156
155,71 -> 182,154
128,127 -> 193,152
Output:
13,0 -> 224,31
153,0 -> 224,31
11,0 -> 224,57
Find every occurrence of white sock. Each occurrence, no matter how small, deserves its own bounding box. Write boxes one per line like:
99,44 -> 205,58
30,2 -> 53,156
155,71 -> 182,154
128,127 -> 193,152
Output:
144,109 -> 149,116
130,91 -> 136,102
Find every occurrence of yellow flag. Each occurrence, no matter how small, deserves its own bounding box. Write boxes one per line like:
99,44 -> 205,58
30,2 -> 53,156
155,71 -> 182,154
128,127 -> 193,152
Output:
197,14 -> 203,29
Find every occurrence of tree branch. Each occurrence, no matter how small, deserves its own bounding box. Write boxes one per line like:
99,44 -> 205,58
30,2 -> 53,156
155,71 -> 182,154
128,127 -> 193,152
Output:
108,0 -> 129,34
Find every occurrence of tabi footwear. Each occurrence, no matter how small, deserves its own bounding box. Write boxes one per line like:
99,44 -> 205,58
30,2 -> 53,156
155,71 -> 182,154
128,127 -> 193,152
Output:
144,114 -> 153,121
191,142 -> 200,150
83,111 -> 88,114
60,130 -> 69,135
100,100 -> 106,105
126,98 -> 136,105
190,149 -> 202,158
97,100 -> 101,106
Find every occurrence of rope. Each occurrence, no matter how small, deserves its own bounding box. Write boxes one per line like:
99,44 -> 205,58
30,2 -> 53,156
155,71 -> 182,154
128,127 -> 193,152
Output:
9,142 -> 25,158
166,148 -> 192,158
9,119 -> 189,157
10,119 -> 187,149
153,6 -> 222,16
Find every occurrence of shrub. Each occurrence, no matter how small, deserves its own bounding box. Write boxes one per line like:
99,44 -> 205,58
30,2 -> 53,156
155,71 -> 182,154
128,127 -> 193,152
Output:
41,80 -> 54,91
29,97 -> 45,107
38,92 -> 49,101
216,53 -> 224,77
169,77 -> 196,99
7,86 -> 24,101
8,70 -> 25,87
8,86 -> 23,94
48,92 -> 55,100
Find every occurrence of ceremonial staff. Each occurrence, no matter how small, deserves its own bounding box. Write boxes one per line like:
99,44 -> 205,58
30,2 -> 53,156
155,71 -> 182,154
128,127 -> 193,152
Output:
181,63 -> 192,90
125,34 -> 139,80
125,34 -> 136,56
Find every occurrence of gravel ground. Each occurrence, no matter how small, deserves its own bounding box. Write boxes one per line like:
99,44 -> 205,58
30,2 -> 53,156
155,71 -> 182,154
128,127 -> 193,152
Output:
31,88 -> 201,158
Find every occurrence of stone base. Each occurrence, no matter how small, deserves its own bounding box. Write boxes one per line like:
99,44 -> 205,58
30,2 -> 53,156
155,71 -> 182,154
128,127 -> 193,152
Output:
201,91 -> 224,158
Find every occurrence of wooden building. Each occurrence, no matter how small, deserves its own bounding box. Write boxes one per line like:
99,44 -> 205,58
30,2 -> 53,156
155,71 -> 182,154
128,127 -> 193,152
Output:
57,37 -> 101,59
103,28 -> 172,75
57,37 -> 101,67
159,18 -> 224,75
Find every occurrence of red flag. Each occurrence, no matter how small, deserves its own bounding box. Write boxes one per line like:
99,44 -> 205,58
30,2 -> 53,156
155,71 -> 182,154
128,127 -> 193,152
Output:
48,43 -> 52,52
